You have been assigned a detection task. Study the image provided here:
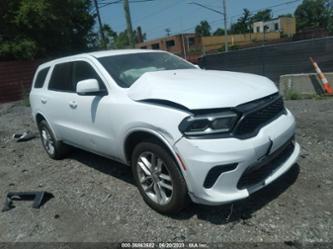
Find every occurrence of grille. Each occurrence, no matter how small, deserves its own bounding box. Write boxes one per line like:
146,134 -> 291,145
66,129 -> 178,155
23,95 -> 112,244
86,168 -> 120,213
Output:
237,138 -> 295,190
234,95 -> 285,137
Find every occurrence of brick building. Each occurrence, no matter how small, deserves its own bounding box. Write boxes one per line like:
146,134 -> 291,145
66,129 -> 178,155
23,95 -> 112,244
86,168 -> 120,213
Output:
135,33 -> 202,61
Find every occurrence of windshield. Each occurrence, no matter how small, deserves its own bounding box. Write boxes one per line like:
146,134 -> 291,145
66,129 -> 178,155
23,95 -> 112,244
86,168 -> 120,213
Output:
98,52 -> 196,88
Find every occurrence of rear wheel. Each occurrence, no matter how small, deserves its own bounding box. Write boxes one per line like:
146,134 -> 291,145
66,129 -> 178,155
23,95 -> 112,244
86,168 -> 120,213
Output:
131,140 -> 189,214
38,120 -> 69,160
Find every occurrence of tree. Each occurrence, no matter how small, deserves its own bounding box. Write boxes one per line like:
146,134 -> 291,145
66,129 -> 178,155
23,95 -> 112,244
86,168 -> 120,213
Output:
251,9 -> 273,22
213,28 -> 225,36
294,0 -> 333,32
100,24 -> 118,49
100,25 -> 145,49
230,8 -> 252,34
165,28 -> 171,36
278,13 -> 293,18
195,20 -> 211,37
0,0 -> 95,60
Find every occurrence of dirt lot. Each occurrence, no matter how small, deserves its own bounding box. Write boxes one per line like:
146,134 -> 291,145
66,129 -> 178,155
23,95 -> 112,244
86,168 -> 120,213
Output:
0,99 -> 332,243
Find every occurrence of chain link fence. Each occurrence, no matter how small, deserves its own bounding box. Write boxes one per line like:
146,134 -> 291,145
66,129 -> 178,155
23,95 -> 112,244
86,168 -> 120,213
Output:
199,36 -> 333,83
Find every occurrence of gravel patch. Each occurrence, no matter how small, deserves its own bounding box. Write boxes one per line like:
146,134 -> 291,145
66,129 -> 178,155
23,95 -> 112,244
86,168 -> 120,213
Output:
0,99 -> 332,242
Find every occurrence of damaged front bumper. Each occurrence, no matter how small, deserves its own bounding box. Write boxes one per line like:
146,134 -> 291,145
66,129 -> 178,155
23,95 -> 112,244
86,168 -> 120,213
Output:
174,109 -> 300,205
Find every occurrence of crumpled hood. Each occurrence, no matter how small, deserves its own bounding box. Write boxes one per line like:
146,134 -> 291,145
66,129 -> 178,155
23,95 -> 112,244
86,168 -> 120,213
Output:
127,69 -> 278,110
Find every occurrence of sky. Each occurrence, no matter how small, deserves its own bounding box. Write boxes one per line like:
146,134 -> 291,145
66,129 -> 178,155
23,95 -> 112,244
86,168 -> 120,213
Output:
98,0 -> 302,40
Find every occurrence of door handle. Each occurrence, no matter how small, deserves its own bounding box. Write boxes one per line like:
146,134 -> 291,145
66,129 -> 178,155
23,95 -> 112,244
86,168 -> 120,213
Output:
69,101 -> 78,109
41,97 -> 47,104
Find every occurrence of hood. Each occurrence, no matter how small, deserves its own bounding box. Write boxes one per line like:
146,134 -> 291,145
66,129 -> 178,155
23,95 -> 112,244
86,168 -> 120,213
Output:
127,69 -> 278,110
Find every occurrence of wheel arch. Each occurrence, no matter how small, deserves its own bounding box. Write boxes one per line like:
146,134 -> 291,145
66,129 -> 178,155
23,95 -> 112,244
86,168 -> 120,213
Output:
35,112 -> 59,140
123,129 -> 185,173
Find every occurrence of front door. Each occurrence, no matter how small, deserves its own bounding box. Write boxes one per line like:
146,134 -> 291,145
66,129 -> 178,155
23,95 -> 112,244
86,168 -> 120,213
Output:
65,60 -> 113,156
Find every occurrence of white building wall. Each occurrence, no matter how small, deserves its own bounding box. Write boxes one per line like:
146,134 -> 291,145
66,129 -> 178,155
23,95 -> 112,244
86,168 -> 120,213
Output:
253,19 -> 280,33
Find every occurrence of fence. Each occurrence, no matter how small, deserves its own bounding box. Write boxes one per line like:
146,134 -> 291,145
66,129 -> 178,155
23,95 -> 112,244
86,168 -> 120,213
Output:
0,60 -> 41,103
201,32 -> 281,52
199,36 -> 333,83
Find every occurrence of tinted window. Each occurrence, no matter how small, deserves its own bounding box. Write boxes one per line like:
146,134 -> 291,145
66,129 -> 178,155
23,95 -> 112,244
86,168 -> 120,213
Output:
166,40 -> 175,48
73,61 -> 106,91
188,37 -> 195,46
152,43 -> 160,49
98,52 -> 195,88
34,67 -> 50,88
48,62 -> 74,92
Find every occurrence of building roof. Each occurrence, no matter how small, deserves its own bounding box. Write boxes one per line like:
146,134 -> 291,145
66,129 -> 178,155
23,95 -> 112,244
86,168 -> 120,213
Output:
253,16 -> 295,24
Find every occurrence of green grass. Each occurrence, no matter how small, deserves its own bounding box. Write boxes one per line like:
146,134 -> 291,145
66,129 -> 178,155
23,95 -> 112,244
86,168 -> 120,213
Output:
285,91 -> 302,100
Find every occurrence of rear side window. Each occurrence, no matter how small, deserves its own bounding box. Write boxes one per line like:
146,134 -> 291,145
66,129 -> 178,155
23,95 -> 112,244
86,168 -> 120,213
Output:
34,67 -> 50,88
48,62 -> 74,92
73,61 -> 106,91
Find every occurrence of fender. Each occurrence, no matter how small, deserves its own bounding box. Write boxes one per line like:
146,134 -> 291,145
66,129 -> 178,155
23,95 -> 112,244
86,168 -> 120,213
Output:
122,127 -> 193,192
35,111 -> 59,141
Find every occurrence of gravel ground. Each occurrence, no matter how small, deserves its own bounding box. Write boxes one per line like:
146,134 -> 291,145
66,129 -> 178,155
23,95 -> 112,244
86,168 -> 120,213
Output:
0,99 -> 332,243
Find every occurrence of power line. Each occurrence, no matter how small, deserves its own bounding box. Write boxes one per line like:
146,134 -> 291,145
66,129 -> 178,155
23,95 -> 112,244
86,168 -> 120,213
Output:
133,0 -> 180,23
188,2 -> 223,15
93,0 -> 107,47
170,0 -> 301,36
129,0 -> 156,2
92,0 -> 302,42
229,0 -> 301,19
92,0 -> 157,12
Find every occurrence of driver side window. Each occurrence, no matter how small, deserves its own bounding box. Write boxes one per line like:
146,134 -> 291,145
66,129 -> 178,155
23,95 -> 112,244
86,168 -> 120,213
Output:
73,61 -> 107,91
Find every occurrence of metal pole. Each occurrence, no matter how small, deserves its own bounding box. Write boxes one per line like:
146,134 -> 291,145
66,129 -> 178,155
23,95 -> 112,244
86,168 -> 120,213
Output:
182,34 -> 187,60
223,0 -> 228,52
262,26 -> 267,76
123,0 -> 135,48
93,0 -> 106,48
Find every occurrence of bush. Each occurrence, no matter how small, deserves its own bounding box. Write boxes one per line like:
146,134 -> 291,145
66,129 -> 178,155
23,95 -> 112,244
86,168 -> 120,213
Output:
230,45 -> 240,50
0,39 -> 37,60
286,91 -> 302,100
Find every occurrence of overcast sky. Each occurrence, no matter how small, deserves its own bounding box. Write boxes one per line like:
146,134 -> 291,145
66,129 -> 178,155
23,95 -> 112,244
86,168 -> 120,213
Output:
99,0 -> 302,40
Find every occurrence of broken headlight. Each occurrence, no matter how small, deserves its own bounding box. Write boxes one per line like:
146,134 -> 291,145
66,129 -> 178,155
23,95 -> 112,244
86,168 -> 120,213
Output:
179,111 -> 239,137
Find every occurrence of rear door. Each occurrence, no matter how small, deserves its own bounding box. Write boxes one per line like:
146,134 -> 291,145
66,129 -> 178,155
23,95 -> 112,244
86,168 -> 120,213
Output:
44,61 -> 78,141
30,66 -> 51,119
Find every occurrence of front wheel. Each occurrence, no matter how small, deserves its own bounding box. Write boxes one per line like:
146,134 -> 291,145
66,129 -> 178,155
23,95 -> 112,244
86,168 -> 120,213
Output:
131,140 -> 189,214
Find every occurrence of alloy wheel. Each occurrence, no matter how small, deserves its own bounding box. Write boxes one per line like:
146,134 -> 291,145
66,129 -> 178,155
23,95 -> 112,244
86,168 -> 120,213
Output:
136,151 -> 173,205
41,128 -> 55,155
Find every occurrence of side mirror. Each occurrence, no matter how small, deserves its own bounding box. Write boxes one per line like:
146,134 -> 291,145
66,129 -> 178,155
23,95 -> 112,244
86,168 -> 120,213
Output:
76,79 -> 105,96
194,64 -> 201,69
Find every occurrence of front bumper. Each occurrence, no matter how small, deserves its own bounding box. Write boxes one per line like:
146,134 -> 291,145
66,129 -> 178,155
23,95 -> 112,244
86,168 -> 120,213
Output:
174,109 -> 300,205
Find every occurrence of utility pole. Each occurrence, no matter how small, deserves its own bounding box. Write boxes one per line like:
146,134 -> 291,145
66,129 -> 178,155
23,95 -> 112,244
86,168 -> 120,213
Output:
188,1 -> 228,52
223,0 -> 228,52
181,34 -> 187,60
93,0 -> 106,48
123,0 -> 135,48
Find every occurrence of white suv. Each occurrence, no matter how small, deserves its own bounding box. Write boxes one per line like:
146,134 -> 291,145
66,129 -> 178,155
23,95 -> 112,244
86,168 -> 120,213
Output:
30,50 -> 300,213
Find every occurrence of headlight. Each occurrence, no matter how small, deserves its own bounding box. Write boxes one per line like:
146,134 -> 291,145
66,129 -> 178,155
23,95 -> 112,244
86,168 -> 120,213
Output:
179,111 -> 239,136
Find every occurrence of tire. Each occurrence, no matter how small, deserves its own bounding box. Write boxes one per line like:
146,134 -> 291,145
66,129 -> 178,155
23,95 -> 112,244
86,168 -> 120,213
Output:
131,140 -> 189,214
38,120 -> 69,160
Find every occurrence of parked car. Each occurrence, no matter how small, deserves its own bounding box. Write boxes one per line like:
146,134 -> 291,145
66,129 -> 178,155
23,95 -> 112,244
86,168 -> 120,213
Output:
30,50 -> 300,213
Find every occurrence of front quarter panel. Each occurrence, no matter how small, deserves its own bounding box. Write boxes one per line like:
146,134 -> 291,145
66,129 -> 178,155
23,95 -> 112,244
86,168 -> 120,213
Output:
110,98 -> 190,162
